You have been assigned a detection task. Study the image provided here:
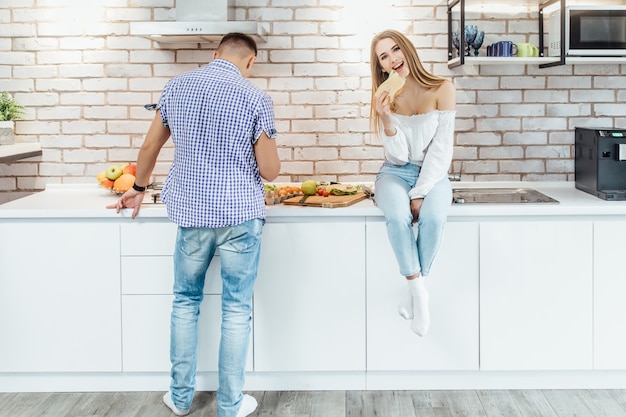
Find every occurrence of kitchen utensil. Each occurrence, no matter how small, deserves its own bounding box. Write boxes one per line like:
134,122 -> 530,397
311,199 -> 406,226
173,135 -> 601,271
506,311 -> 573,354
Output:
360,184 -> 376,205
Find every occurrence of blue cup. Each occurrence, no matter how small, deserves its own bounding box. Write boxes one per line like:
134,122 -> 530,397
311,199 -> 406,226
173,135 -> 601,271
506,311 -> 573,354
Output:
493,41 -> 518,57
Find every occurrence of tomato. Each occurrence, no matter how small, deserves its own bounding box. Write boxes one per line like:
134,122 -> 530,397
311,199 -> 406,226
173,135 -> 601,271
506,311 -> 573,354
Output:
323,190 -> 330,197
317,188 -> 324,196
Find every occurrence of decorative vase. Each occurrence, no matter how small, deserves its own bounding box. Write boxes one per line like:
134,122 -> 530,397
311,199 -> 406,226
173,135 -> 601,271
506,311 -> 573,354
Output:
0,120 -> 15,146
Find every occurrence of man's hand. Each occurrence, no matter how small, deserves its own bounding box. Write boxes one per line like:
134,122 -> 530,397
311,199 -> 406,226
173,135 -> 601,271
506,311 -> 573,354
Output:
410,198 -> 424,225
106,189 -> 145,219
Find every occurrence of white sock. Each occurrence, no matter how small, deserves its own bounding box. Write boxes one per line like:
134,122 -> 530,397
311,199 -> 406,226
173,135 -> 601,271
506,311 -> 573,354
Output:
408,277 -> 430,336
398,290 -> 413,320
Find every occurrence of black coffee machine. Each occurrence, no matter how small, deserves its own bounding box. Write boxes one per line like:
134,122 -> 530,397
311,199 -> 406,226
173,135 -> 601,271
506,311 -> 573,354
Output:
575,127 -> 626,200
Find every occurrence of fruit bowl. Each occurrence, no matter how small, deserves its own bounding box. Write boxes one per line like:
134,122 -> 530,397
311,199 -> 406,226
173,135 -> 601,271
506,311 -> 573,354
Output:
100,185 -> 125,196
96,163 -> 137,194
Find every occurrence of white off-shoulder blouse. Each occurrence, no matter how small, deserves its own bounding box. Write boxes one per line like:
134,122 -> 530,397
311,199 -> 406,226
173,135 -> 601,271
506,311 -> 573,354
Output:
381,110 -> 456,199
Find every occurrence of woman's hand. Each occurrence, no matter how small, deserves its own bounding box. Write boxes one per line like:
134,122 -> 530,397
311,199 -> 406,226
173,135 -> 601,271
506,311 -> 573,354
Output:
410,198 -> 424,225
375,90 -> 392,118
375,91 -> 396,136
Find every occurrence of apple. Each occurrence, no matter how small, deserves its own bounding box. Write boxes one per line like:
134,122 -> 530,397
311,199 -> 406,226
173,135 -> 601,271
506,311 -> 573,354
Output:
106,165 -> 124,181
100,178 -> 115,190
123,164 -> 137,176
96,170 -> 107,184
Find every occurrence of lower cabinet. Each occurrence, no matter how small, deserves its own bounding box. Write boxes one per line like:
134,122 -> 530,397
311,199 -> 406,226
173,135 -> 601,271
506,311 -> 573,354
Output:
479,220 -> 593,370
254,220 -> 366,372
365,220 -> 480,371
122,294 -> 227,372
593,220 -> 626,370
120,222 -> 252,372
0,222 -> 122,372
2,215 -> 623,378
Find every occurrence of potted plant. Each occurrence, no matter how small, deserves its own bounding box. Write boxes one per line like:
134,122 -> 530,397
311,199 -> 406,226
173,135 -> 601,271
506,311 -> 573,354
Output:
0,91 -> 25,146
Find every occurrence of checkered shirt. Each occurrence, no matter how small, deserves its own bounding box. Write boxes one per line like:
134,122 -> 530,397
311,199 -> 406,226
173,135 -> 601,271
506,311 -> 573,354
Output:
158,59 -> 277,228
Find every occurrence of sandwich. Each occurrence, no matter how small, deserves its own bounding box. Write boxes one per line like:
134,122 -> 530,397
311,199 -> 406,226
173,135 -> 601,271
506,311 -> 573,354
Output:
374,70 -> 405,102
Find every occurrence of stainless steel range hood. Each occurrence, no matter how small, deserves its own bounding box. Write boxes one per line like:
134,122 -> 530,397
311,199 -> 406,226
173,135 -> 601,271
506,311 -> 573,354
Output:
130,0 -> 267,44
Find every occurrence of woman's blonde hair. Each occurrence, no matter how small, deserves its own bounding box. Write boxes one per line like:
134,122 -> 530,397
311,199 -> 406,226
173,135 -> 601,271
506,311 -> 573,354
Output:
369,29 -> 448,134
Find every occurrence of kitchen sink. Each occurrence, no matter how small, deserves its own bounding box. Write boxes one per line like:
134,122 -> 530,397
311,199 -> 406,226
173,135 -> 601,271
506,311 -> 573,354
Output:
452,187 -> 559,204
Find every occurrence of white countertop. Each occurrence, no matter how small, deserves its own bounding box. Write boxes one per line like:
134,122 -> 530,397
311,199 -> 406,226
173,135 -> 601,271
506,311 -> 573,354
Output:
1,182 -> 626,220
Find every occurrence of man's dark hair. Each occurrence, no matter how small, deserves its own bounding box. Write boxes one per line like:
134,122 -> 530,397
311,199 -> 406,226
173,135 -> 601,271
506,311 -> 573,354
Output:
219,32 -> 258,57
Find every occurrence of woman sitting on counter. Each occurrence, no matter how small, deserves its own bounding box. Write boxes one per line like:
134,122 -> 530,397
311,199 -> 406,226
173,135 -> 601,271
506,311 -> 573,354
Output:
369,29 -> 456,337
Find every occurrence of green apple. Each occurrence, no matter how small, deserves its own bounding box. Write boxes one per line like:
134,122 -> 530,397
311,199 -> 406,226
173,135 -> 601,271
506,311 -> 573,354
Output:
301,180 -> 318,196
106,165 -> 124,181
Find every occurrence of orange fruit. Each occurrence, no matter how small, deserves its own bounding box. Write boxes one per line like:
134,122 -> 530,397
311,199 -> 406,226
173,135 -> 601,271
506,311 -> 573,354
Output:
113,173 -> 135,193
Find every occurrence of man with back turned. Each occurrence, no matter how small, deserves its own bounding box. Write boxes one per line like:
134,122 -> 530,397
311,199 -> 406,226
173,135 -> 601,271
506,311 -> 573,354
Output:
109,32 -> 280,417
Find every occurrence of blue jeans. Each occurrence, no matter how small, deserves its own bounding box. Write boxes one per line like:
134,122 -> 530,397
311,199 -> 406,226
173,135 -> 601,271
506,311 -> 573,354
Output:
169,219 -> 263,417
375,162 -> 452,277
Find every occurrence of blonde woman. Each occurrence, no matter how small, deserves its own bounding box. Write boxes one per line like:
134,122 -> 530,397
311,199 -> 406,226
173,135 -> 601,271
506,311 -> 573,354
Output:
369,29 -> 456,336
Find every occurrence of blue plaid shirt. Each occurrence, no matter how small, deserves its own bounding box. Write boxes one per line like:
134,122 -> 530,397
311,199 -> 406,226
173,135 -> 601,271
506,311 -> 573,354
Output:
157,59 -> 277,228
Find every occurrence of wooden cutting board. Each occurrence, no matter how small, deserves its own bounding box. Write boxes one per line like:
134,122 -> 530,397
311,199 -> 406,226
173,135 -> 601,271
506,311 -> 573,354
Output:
282,191 -> 368,208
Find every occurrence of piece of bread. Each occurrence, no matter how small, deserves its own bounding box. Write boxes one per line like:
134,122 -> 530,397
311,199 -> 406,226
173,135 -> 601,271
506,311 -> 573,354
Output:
374,70 -> 405,101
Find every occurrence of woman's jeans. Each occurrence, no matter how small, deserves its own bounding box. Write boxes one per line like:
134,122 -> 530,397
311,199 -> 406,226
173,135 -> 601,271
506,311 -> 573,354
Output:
170,218 -> 263,417
375,162 -> 452,277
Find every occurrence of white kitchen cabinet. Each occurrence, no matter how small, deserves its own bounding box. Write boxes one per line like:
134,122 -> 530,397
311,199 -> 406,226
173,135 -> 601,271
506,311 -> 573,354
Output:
120,220 -> 177,256
0,222 -> 121,372
479,220 -> 593,370
254,220 -> 366,372
365,220 -> 480,371
120,222 -> 250,372
122,294 -> 242,372
593,221 -> 626,370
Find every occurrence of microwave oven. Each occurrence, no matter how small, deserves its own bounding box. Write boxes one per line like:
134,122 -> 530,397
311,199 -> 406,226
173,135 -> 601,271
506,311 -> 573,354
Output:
548,5 -> 626,57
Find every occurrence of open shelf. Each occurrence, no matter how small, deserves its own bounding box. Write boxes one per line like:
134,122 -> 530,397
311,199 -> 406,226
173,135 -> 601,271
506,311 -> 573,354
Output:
447,0 -> 569,68
0,143 -> 43,163
448,56 -> 626,67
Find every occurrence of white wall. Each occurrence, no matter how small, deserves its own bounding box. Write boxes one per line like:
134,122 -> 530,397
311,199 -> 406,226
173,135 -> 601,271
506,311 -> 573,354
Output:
0,0 -> 625,203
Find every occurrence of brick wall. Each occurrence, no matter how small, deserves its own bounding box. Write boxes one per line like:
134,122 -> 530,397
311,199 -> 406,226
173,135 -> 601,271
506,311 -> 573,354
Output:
0,0 -> 625,203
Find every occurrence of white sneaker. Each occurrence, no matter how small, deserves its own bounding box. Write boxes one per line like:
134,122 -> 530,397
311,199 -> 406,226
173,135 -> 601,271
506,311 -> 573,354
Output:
236,394 -> 258,417
163,391 -> 190,416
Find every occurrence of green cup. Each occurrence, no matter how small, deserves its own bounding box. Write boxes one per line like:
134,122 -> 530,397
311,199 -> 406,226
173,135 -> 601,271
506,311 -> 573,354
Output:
517,43 -> 539,57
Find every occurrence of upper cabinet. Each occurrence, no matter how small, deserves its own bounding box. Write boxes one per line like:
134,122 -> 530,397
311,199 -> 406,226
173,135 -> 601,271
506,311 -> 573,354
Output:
447,0 -> 626,68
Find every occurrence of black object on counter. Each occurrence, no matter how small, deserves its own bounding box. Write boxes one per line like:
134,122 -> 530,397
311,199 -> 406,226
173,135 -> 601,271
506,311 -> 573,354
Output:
575,127 -> 626,201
